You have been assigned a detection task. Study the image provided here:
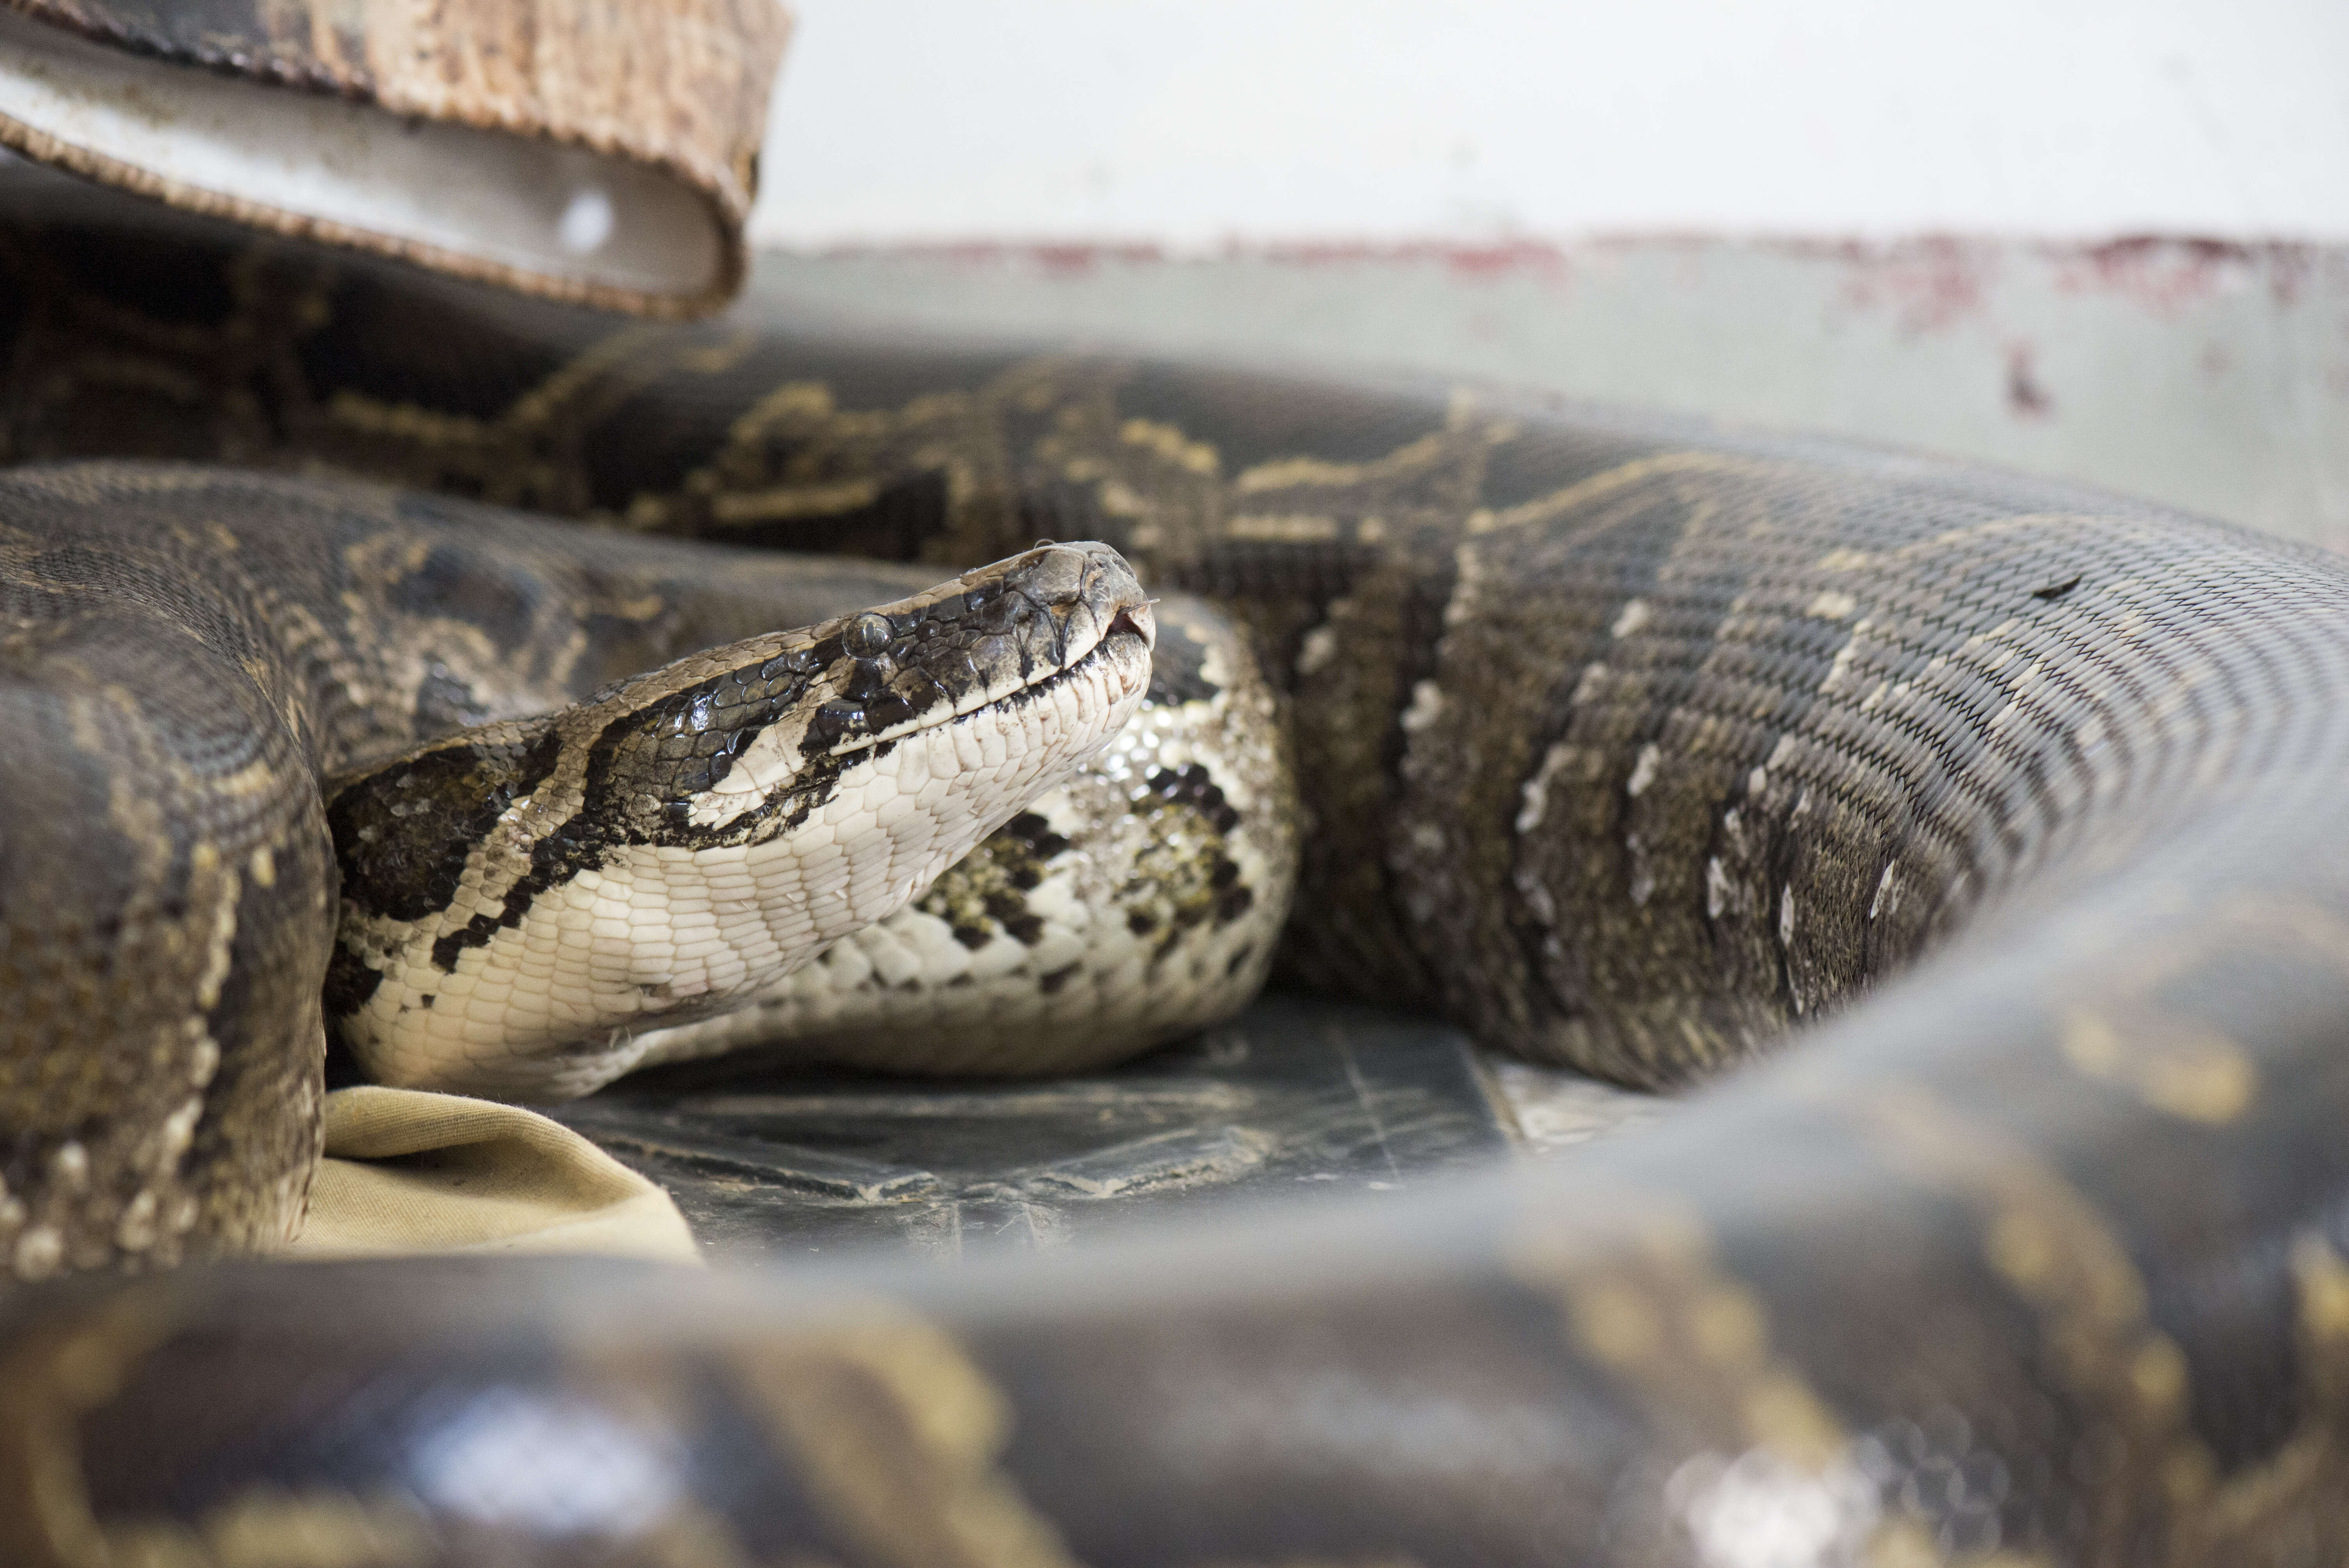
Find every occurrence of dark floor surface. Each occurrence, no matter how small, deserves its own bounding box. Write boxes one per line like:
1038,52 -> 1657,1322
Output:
554,994 -> 1519,1263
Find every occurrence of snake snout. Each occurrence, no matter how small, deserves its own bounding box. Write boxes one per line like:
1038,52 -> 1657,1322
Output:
984,541 -> 1154,690
1002,539 -> 1126,604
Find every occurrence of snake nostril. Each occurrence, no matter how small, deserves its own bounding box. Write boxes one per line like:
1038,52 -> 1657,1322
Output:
1107,604 -> 1155,645
843,612 -> 894,657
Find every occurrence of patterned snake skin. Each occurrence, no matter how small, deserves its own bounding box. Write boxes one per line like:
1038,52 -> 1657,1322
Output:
5,142 -> 2349,1568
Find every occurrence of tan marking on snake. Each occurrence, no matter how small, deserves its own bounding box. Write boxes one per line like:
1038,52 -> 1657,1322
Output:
1506,1193 -> 1847,1471
1467,451 -> 1759,535
1119,417 -> 1219,476
711,476 -> 886,524
2045,894 -> 2349,1124
724,1312 -> 1083,1568
2060,1011 -> 2256,1125
1849,1089 -> 2221,1544
0,1284 -> 190,1566
1225,513 -> 1343,543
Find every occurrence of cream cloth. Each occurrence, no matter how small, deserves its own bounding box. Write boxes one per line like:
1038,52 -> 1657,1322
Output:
283,1085 -> 700,1263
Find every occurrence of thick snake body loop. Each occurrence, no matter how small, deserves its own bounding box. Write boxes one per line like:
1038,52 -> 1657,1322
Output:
5,160 -> 2349,1564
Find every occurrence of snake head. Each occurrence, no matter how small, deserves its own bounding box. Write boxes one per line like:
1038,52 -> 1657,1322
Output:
325,542 -> 1155,1100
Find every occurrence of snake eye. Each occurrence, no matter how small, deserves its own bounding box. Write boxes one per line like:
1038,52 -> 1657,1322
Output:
844,612 -> 894,658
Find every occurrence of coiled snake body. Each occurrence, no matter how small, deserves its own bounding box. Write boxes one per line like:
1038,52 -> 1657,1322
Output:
5,74 -> 2349,1568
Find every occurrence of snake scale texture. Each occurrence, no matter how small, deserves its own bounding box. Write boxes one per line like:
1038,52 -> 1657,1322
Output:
4,16 -> 2349,1567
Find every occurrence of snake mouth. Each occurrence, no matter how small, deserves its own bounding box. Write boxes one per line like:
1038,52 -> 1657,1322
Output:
1091,602 -> 1159,687
1106,603 -> 1155,644
818,597 -> 1155,766
795,547 -> 1156,764
833,588 -> 1157,760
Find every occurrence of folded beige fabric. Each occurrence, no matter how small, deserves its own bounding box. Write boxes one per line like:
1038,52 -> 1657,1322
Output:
285,1086 -> 700,1264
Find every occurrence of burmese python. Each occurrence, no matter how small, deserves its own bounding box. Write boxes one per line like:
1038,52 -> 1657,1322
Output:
5,11 -> 2349,1568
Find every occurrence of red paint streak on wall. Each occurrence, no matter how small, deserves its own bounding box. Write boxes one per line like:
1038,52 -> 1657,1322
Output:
2050,237 -> 2274,316
813,236 -> 1580,281
805,235 -> 2343,324
1822,238 -> 1999,335
1248,238 -> 1573,282
840,241 -> 1172,273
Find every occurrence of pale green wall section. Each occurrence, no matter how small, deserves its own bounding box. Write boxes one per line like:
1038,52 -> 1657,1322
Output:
747,241 -> 2349,551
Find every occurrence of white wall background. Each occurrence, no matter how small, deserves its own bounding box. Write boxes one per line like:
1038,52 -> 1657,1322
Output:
749,0 -> 2349,248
